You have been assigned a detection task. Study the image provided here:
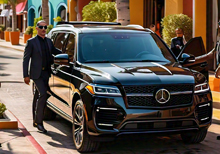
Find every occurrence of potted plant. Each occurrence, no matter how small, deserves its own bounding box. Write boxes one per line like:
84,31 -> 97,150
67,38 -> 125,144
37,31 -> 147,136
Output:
24,26 -> 33,43
3,0 -> 19,45
5,27 -> 12,42
0,102 -> 7,119
0,102 -> 18,129
9,28 -> 20,45
0,24 -> 5,39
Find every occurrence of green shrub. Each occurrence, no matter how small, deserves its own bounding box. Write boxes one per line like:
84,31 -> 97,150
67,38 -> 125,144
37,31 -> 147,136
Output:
25,26 -> 33,35
82,1 -> 117,22
46,24 -> 53,34
6,27 -> 12,32
0,103 -> 7,118
0,24 -> 5,31
161,14 -> 192,47
33,16 -> 43,37
53,16 -> 62,22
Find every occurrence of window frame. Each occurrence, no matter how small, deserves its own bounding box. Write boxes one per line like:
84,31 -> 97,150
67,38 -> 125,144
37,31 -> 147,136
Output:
63,33 -> 76,62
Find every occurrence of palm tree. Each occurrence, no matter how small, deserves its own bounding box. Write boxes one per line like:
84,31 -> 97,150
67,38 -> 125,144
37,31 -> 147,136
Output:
3,0 -> 17,31
116,0 -> 130,25
42,0 -> 49,24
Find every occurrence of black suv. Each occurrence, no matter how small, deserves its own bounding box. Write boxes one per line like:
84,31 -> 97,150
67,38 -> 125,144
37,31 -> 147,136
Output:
43,22 -> 212,152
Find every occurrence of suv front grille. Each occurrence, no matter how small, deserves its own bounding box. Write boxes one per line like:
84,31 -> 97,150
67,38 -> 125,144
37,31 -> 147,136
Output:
127,94 -> 192,107
124,84 -> 193,108
124,85 -> 193,94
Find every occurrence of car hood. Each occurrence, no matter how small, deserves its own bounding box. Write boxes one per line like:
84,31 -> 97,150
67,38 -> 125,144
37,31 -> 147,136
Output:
81,62 -> 195,85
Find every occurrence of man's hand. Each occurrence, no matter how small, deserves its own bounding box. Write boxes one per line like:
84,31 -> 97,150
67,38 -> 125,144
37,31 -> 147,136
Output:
215,65 -> 220,78
176,44 -> 181,49
24,77 -> 30,85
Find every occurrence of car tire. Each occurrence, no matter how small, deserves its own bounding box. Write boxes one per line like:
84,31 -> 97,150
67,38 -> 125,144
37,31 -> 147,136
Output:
181,128 -> 208,144
73,100 -> 100,152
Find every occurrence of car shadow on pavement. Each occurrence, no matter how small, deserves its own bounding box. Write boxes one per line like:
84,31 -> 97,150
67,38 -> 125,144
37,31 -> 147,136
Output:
213,101 -> 220,109
42,115 -> 220,153
0,130 -> 29,154
0,55 -> 20,60
43,117 -> 220,154
0,63 -> 9,71
45,131 -> 76,150
44,116 -> 76,150
212,118 -> 220,125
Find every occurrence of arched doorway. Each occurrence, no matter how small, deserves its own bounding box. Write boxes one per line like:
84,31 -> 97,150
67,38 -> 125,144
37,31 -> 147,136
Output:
57,3 -> 67,21
28,7 -> 35,26
38,6 -> 42,17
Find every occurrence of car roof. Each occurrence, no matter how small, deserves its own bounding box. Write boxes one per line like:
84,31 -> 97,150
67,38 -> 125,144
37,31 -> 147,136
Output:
53,22 -> 153,34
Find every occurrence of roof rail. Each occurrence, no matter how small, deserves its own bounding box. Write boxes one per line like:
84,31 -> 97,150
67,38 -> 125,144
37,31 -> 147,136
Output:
56,24 -> 74,28
145,28 -> 154,33
127,24 -> 144,29
57,21 -> 121,26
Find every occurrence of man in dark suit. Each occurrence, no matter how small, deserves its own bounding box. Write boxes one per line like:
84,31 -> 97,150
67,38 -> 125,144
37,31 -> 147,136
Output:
23,20 -> 61,133
171,28 -> 187,58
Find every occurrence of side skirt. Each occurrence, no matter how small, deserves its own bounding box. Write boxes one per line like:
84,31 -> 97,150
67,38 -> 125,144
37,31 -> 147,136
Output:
47,101 -> 73,123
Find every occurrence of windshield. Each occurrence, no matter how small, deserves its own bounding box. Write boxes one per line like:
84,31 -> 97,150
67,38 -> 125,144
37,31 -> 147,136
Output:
78,32 -> 176,63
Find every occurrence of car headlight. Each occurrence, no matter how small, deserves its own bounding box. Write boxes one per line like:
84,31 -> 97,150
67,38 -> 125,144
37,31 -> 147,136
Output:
86,84 -> 121,96
194,83 -> 209,94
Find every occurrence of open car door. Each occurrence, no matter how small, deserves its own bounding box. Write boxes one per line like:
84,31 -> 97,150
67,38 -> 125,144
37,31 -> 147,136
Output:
178,37 -> 209,80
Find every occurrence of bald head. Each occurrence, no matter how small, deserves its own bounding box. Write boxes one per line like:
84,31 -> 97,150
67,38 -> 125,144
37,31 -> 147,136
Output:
175,28 -> 184,38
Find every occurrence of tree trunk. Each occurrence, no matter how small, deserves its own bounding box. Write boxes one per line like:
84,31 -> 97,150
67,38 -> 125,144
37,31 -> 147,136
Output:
42,0 -> 49,25
116,0 -> 130,26
11,3 -> 17,31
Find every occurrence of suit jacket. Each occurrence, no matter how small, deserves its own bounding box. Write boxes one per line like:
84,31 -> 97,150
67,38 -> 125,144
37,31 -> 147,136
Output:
171,37 -> 185,57
23,36 -> 61,79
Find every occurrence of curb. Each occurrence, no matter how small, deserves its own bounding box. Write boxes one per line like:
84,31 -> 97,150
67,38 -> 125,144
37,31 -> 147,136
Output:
9,110 -> 47,154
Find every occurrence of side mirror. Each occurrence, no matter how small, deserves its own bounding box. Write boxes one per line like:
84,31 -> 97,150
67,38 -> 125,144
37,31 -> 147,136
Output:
54,54 -> 70,65
179,53 -> 195,64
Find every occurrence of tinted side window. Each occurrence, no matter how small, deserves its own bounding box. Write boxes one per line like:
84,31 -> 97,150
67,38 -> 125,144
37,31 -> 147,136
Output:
64,34 -> 75,62
51,33 -> 57,42
54,33 -> 68,51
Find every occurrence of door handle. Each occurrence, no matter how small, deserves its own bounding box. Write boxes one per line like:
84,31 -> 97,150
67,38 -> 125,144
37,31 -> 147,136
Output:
200,63 -> 208,67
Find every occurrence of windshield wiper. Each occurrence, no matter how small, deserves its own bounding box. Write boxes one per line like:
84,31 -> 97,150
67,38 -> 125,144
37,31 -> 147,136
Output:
111,63 -> 134,75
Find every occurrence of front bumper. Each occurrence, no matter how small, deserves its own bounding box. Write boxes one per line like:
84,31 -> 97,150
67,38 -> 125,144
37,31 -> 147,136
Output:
81,90 -> 212,137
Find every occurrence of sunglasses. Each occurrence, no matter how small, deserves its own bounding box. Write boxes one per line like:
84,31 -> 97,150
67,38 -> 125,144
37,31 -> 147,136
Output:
38,26 -> 47,30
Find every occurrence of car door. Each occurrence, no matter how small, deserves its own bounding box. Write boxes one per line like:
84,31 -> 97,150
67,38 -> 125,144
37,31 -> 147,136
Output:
50,32 -> 73,118
178,37 -> 209,80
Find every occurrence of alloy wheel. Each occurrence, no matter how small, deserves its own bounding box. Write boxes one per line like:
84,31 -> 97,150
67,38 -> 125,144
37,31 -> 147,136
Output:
73,103 -> 84,148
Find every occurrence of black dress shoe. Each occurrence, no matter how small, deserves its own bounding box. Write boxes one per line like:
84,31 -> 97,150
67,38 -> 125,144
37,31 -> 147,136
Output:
36,124 -> 47,133
217,136 -> 220,140
33,123 -> 37,127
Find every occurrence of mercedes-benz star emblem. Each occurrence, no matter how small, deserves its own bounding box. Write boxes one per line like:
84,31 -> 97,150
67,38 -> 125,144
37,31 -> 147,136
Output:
155,89 -> 170,104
